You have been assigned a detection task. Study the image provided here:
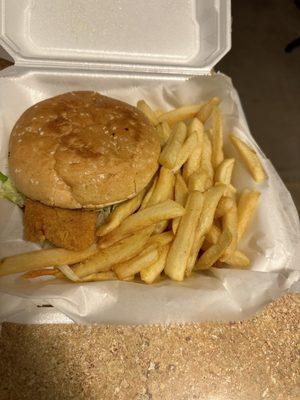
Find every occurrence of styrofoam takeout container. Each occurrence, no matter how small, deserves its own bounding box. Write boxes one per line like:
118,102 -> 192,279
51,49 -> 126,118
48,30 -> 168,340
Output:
0,0 -> 299,324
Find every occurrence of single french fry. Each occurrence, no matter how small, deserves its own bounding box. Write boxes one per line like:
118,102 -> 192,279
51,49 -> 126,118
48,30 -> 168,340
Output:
97,189 -> 146,236
172,131 -> 198,172
159,122 -> 187,169
188,169 -> 209,192
147,230 -> 174,247
114,246 -> 159,280
230,134 -> 266,183
195,185 -> 226,237
165,191 -> 204,281
140,245 -> 170,284
148,167 -> 175,206
186,184 -> 226,273
158,104 -> 202,126
22,268 -> 57,279
186,236 -> 205,273
73,227 -> 153,278
214,158 -> 235,185
237,190 -> 260,242
172,173 -> 189,234
200,131 -> 214,180
215,182 -> 237,198
215,196 -> 235,218
196,97 -> 221,123
206,223 -> 222,245
0,244 -> 98,277
145,167 -> 175,233
195,228 -> 232,270
182,119 -> 204,182
153,220 -> 169,234
137,100 -> 159,126
211,107 -> 224,169
174,173 -> 189,204
172,219 -> 180,235
156,122 -> 171,147
99,200 -> 185,248
224,250 -> 250,268
220,202 -> 238,261
140,177 -> 158,210
78,271 -> 118,282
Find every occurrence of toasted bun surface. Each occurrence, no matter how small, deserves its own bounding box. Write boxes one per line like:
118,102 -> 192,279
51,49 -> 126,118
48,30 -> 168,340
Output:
9,91 -> 160,208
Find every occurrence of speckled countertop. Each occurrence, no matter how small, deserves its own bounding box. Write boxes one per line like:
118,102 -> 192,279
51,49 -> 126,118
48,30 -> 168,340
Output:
0,294 -> 299,400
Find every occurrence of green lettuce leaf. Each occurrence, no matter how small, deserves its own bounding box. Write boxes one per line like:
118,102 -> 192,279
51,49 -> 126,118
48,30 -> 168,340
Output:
96,205 -> 114,227
0,173 -> 24,207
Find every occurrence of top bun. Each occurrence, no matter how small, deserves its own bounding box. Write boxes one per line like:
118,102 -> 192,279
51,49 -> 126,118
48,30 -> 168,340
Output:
9,91 -> 160,209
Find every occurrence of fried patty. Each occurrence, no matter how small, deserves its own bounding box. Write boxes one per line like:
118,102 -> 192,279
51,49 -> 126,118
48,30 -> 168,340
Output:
24,199 -> 97,251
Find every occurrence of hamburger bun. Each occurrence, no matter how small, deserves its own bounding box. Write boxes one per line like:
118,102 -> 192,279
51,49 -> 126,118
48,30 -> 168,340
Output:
9,91 -> 160,208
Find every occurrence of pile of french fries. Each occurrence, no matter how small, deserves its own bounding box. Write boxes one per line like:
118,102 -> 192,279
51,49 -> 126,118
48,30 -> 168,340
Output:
0,97 -> 266,284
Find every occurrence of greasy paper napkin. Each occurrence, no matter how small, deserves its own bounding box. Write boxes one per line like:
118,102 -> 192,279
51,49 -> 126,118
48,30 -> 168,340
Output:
0,72 -> 299,324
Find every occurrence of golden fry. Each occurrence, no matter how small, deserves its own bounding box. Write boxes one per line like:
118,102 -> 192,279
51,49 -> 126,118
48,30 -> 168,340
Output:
211,107 -> 224,169
196,97 -> 221,123
158,104 -> 202,126
186,235 -> 205,273
174,174 -> 189,205
185,184 -> 226,273
79,271 -> 118,282
172,173 -> 189,234
195,185 -> 226,237
220,202 -> 238,261
140,244 -> 170,284
97,189 -> 146,236
215,182 -> 237,198
146,167 -> 175,233
147,230 -> 174,247
200,131 -> 214,179
215,196 -> 235,218
237,190 -> 260,242
156,121 -> 171,147
172,131 -> 199,172
159,122 -> 187,169
0,244 -> 98,277
140,177 -> 158,210
114,246 -> 159,280
181,118 -> 204,180
153,220 -> 169,234
205,223 -> 221,245
137,100 -> 159,126
195,228 -> 232,270
22,268 -> 57,279
165,191 -> 204,281
188,169 -> 210,192
224,250 -> 250,268
147,167 -> 175,206
230,134 -> 266,183
214,158 -> 235,185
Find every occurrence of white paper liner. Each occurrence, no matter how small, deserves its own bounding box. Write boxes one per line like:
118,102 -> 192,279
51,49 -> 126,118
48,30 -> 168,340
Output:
0,72 -> 299,324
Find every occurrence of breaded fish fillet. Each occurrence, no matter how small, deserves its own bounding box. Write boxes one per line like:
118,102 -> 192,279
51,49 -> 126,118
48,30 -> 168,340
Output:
24,199 -> 97,251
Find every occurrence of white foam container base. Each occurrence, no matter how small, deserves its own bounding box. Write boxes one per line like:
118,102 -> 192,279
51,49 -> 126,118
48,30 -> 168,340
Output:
0,68 -> 299,324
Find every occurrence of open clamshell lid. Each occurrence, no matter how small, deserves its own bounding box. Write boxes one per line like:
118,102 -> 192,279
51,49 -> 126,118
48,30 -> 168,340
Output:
0,0 -> 231,74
